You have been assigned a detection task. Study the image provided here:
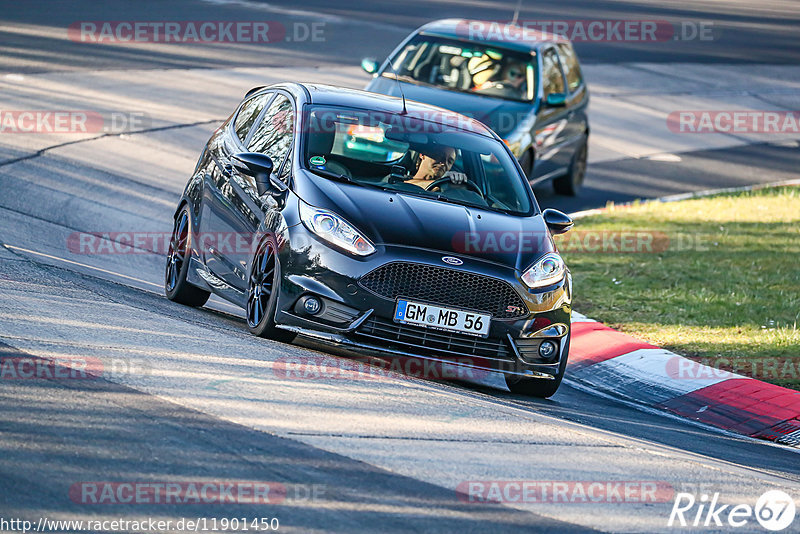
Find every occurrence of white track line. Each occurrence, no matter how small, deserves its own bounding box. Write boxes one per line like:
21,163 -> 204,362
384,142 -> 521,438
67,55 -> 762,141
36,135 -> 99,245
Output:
2,244 -> 162,289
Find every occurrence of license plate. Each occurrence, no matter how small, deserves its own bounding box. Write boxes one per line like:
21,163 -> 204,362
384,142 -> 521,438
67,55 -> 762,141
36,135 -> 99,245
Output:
394,299 -> 491,337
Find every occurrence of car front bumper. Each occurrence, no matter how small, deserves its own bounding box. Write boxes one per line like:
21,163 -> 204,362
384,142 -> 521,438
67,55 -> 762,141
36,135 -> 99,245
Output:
273,223 -> 572,379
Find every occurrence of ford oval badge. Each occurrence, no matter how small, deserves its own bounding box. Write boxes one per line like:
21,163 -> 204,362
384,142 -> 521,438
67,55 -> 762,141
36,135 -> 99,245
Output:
442,256 -> 463,266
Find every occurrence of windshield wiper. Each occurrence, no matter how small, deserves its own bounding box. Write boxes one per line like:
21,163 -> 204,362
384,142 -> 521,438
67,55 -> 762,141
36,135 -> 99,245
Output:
308,168 -> 518,213
307,167 -> 390,192
387,73 -> 530,103
384,73 -> 429,87
433,194 -> 464,205
308,168 -> 352,183
432,193 -> 519,215
432,194 -> 490,211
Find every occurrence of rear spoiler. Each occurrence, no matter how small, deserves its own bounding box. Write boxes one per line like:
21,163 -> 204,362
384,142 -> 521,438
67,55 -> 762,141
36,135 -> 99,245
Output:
245,86 -> 266,98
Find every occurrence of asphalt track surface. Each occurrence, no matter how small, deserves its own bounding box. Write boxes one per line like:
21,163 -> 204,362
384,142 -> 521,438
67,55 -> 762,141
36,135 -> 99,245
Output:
1,1 -> 799,532
3,0 -> 800,71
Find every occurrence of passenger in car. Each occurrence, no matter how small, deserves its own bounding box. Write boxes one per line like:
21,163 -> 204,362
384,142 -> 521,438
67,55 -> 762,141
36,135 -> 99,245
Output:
473,60 -> 528,100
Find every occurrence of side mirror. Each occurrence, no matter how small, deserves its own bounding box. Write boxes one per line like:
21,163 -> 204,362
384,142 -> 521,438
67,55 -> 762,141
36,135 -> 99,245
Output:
545,93 -> 567,107
361,57 -> 380,75
543,208 -> 573,235
231,152 -> 286,197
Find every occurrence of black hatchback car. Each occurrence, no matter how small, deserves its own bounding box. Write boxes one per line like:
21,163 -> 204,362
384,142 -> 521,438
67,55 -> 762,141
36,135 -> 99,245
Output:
166,83 -> 574,397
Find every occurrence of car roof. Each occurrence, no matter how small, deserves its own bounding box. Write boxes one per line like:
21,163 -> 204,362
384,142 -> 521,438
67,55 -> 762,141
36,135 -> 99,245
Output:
418,18 -> 569,53
279,83 -> 498,139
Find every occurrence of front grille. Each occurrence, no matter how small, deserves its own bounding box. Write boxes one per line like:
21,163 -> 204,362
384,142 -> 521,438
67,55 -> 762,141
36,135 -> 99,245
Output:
356,316 -> 514,364
358,262 -> 528,319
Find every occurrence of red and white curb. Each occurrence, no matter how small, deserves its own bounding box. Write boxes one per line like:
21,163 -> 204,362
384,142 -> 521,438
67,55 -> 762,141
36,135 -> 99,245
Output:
564,181 -> 800,448
567,311 -> 800,448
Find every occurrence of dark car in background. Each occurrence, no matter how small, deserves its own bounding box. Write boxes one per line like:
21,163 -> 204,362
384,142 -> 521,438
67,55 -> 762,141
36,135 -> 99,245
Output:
363,19 -> 589,195
166,83 -> 575,397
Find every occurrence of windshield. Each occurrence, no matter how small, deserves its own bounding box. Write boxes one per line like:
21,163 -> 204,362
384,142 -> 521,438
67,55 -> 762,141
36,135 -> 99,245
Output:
386,35 -> 536,102
301,106 -> 534,216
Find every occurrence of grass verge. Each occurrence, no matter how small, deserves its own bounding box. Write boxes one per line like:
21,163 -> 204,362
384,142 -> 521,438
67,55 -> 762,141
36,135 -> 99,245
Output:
556,186 -> 800,390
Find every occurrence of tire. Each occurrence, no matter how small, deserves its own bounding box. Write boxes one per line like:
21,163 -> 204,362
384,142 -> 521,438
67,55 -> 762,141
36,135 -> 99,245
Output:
553,137 -> 587,196
246,236 -> 296,343
505,332 -> 571,398
165,206 -> 211,307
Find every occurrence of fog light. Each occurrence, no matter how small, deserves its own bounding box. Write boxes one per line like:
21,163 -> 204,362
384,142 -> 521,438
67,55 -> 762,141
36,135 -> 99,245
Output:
539,340 -> 558,361
302,296 -> 322,315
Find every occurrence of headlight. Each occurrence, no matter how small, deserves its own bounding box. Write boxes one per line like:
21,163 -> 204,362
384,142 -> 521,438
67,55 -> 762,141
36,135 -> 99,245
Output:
521,253 -> 565,289
299,199 -> 375,256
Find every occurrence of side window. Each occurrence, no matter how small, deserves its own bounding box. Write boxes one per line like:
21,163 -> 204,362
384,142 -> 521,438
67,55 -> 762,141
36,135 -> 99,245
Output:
557,43 -> 583,93
234,93 -> 271,143
247,94 -> 294,169
542,48 -> 565,96
278,148 -> 292,181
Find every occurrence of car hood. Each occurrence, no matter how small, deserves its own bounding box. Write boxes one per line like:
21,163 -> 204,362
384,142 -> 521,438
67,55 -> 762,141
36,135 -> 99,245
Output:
294,169 -> 553,272
366,77 -> 534,139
